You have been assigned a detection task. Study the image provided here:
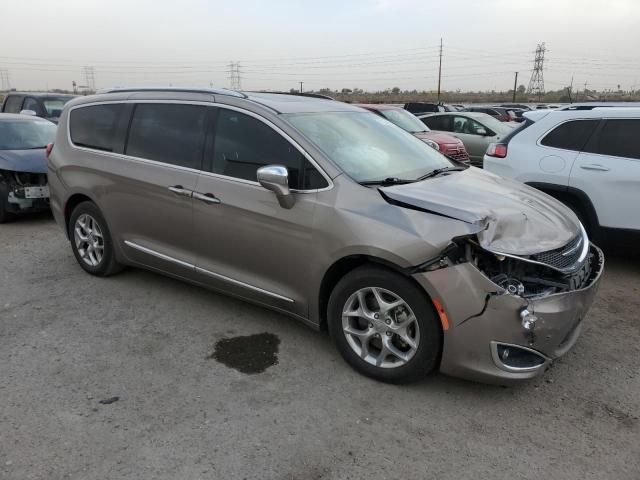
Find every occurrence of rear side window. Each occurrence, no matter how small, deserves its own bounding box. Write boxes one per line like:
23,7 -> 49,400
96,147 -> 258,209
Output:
210,108 -> 327,190
421,115 -> 451,131
70,104 -> 128,152
126,103 -> 208,169
540,119 -> 599,151
589,119 -> 640,160
3,95 -> 23,113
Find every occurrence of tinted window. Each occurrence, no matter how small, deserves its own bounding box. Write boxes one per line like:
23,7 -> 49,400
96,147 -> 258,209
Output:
70,104 -> 128,152
540,120 -> 599,151
126,103 -> 208,169
23,98 -> 39,112
591,119 -> 640,160
211,109 -> 327,190
421,115 -> 451,131
3,96 -> 24,113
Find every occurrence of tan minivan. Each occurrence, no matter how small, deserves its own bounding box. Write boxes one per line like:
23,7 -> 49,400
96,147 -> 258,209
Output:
48,88 -> 603,384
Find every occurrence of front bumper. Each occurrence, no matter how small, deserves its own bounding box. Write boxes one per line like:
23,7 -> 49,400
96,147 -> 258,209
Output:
413,244 -> 604,384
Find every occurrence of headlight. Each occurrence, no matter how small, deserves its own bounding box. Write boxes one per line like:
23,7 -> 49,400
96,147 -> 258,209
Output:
423,139 -> 440,151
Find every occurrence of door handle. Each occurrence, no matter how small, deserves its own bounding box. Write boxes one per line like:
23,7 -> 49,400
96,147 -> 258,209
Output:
580,164 -> 610,172
193,192 -> 221,204
168,185 -> 193,197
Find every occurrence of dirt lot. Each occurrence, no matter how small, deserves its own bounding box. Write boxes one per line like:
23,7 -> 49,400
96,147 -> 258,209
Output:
1,214 -> 639,480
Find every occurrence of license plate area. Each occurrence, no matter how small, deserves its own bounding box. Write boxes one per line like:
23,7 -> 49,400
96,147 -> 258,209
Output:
24,186 -> 49,199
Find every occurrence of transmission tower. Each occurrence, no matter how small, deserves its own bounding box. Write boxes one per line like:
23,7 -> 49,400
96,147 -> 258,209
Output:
228,62 -> 242,90
82,66 -> 96,91
527,43 -> 546,100
0,69 -> 10,90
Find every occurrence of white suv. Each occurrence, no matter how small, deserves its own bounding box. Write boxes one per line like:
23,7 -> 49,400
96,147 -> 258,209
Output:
483,108 -> 640,240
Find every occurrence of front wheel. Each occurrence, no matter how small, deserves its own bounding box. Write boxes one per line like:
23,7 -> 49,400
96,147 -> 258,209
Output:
327,265 -> 442,384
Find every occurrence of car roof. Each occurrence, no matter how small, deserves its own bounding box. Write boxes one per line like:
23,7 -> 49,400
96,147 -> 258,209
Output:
5,92 -> 76,98
419,111 -> 487,119
355,103 -> 402,111
0,113 -> 55,123
74,87 -> 362,114
523,107 -> 640,122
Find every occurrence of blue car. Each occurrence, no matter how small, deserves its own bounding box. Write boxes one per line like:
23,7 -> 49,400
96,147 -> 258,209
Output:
0,113 -> 56,222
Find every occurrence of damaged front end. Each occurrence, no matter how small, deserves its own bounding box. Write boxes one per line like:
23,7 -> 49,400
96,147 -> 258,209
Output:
412,227 -> 604,384
0,169 -> 50,215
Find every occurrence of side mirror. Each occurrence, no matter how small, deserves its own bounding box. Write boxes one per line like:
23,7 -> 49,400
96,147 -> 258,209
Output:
20,109 -> 37,116
476,127 -> 488,136
257,165 -> 295,209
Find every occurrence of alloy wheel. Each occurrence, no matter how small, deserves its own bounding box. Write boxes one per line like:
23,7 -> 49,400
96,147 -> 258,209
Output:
341,287 -> 420,368
73,213 -> 105,267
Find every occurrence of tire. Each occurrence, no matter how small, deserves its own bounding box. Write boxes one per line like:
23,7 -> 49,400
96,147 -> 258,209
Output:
0,182 -> 15,223
327,265 -> 442,384
68,201 -> 122,276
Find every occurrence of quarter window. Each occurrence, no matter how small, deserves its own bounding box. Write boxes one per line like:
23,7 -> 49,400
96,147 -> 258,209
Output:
540,119 -> 599,151
590,119 -> 640,160
210,109 -> 327,190
70,104 -> 128,152
126,103 -> 208,169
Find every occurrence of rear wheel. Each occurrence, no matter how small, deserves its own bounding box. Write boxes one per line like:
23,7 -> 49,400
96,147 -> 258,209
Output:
327,265 -> 441,384
68,201 -> 122,276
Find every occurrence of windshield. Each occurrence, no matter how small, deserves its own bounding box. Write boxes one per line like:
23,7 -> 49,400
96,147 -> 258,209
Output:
0,120 -> 57,150
43,97 -> 72,117
285,112 -> 451,183
379,109 -> 429,133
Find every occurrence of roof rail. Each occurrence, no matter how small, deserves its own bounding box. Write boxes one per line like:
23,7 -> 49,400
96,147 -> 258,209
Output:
249,90 -> 335,100
96,86 -> 247,98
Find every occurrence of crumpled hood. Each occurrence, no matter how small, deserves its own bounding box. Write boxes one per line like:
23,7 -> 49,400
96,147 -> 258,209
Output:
380,167 -> 580,255
0,149 -> 48,174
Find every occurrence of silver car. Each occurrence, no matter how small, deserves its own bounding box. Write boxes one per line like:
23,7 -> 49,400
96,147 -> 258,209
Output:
418,112 -> 514,167
48,88 -> 603,384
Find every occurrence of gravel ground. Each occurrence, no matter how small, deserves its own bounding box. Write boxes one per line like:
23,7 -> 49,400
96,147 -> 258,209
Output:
1,214 -> 638,480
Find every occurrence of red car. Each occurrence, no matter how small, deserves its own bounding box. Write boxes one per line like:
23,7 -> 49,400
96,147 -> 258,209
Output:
356,104 -> 470,163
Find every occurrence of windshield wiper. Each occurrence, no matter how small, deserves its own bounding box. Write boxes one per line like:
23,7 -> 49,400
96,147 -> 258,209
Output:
414,166 -> 468,181
360,177 -> 415,186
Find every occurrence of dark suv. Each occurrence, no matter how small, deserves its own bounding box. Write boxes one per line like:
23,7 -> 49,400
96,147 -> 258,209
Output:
2,92 -> 77,124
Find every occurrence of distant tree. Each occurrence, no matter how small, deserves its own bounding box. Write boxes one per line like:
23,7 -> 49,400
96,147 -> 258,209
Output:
517,85 -> 526,95
391,86 -> 401,94
341,88 -> 353,94
289,88 -> 297,94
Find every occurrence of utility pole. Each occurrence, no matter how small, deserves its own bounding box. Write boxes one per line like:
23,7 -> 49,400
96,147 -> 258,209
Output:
299,81 -> 304,93
437,38 -> 443,103
0,69 -> 10,90
512,72 -> 518,102
583,81 -> 588,101
567,76 -> 574,103
527,43 -> 546,100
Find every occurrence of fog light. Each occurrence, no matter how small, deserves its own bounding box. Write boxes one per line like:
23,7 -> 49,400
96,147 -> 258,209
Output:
495,343 -> 546,370
520,308 -> 538,331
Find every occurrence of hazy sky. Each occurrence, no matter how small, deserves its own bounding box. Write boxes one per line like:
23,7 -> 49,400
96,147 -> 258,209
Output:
1,0 -> 639,92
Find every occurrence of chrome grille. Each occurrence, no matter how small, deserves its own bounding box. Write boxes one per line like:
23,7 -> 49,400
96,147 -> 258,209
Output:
531,234 -> 584,271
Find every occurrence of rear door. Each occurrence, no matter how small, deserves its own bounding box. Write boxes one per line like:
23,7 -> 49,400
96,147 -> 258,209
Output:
569,118 -> 640,230
191,106 -> 329,317
94,102 -> 209,278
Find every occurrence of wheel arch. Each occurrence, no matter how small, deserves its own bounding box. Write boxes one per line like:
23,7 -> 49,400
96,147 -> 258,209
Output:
64,192 -> 97,239
317,254 -> 432,331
